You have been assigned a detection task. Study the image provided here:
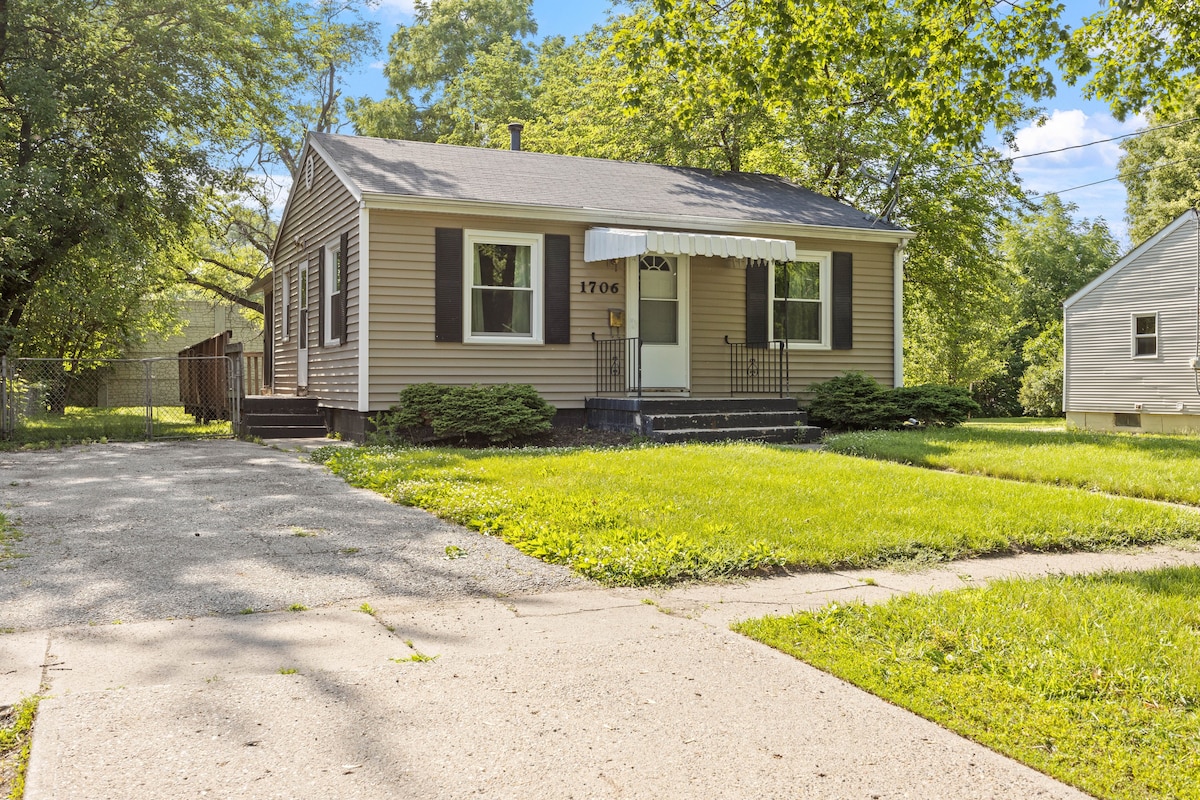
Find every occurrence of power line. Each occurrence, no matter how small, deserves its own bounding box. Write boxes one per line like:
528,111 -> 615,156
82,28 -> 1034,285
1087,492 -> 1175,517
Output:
1030,156 -> 1200,198
995,116 -> 1200,166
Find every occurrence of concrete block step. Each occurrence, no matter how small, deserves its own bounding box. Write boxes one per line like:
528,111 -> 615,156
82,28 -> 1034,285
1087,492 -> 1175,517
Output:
651,426 -> 807,444
634,398 -> 799,414
242,396 -> 320,414
243,425 -> 329,439
242,413 -> 326,427
645,411 -> 806,432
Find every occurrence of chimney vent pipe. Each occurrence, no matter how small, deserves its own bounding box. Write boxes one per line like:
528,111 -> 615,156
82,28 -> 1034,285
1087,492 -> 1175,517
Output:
508,122 -> 524,151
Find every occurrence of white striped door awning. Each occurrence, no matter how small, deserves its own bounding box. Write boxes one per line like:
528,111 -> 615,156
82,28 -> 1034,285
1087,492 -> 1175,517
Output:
583,227 -> 797,263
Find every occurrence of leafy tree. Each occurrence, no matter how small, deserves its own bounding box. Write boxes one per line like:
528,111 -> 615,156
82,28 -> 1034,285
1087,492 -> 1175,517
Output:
971,197 -> 1116,415
1118,88 -> 1200,245
1001,195 -> 1119,338
0,0 -> 311,356
1018,321 -> 1064,417
183,0 -> 379,317
351,0 -> 537,142
628,0 -> 1064,153
1067,1 -> 1200,120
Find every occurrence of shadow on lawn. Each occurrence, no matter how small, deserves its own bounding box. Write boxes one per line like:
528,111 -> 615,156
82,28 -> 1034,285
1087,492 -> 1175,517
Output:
878,426 -> 1200,464
1084,564 -> 1200,600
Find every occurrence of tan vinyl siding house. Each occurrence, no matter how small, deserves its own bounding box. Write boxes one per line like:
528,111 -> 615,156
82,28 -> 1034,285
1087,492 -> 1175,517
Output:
1064,210 -> 1200,433
268,132 -> 913,439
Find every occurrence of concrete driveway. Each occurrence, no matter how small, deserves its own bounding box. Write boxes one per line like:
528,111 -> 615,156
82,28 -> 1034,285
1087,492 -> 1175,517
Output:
4,440 -> 1180,798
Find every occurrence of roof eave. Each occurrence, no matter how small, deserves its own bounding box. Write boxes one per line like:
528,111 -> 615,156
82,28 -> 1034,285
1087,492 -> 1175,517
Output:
359,193 -> 915,244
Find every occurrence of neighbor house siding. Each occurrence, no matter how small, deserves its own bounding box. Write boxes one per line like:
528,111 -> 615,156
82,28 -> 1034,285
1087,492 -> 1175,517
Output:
272,151 -> 361,409
1065,214 -> 1200,418
690,238 -> 895,397
367,211 -> 624,410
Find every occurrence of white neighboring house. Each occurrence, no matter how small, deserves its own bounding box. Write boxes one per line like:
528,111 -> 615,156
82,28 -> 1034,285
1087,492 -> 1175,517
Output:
1064,209 -> 1200,434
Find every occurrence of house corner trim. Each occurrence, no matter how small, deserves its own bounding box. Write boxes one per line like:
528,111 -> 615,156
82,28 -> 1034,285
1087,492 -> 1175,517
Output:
357,205 -> 370,413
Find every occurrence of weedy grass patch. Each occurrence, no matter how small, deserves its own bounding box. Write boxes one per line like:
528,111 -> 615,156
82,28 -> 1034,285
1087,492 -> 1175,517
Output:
0,695 -> 39,799
2,406 -> 230,448
825,425 -> 1200,505
0,514 -> 22,563
735,566 -> 1200,800
313,443 -> 1200,585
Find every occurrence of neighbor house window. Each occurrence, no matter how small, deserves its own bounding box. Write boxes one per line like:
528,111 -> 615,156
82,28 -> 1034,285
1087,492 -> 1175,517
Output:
771,253 -> 831,346
464,230 -> 543,343
1133,313 -> 1158,357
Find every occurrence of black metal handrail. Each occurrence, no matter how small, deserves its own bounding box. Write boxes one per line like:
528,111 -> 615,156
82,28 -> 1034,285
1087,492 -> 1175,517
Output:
724,336 -> 789,397
591,333 -> 642,396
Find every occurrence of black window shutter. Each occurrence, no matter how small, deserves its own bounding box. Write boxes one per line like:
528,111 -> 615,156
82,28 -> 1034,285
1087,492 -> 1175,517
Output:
544,234 -> 570,344
338,231 -> 350,342
832,251 -> 853,350
435,228 -> 464,342
316,247 -> 325,346
745,259 -> 769,347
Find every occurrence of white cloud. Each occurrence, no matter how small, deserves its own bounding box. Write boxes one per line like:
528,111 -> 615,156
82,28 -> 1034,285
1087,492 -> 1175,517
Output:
371,0 -> 415,17
1010,109 -> 1144,168
1003,108 -> 1150,249
369,60 -> 387,70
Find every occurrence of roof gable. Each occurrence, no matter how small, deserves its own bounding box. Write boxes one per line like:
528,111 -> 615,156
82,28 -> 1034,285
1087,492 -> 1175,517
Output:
306,132 -> 907,235
1064,210 -> 1198,311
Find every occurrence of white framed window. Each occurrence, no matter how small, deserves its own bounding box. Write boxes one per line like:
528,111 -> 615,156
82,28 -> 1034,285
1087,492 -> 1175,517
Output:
770,252 -> 831,348
323,237 -> 345,346
280,269 -> 291,341
1132,312 -> 1158,357
463,229 -> 543,343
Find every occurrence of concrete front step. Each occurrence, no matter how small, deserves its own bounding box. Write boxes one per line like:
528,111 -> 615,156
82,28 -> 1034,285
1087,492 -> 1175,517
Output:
645,411 -> 807,432
588,397 -> 799,414
242,396 -> 320,414
242,425 -> 330,439
585,396 -> 822,443
242,412 -> 326,428
652,426 -> 821,444
240,396 -> 328,438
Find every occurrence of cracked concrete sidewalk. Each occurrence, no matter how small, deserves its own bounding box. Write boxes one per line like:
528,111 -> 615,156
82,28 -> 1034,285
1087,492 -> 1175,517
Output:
4,440 -> 1200,798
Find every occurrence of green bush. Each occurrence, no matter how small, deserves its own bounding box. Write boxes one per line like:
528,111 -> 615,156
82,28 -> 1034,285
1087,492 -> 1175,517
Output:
807,372 -> 978,430
806,372 -> 899,430
373,383 -> 556,444
889,384 -> 981,427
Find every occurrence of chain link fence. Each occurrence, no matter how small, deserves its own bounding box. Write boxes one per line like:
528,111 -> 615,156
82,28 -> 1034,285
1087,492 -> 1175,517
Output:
1,356 -> 241,443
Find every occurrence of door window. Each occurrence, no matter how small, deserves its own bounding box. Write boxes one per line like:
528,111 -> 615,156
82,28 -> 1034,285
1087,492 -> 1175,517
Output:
639,255 -> 678,344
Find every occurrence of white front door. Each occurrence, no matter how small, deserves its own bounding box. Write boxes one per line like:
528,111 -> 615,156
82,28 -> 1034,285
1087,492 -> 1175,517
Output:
628,253 -> 689,390
297,263 -> 309,388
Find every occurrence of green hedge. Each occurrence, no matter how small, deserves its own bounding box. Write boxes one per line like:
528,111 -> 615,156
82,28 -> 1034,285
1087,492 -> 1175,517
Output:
372,383 -> 555,444
807,372 -> 979,430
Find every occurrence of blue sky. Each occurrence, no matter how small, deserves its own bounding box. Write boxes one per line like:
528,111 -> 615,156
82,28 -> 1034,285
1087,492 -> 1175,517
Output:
351,0 -> 1141,246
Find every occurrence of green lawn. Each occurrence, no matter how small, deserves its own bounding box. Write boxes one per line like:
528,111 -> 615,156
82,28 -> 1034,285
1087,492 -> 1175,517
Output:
966,416 -> 1067,430
314,443 -> 1200,585
5,405 -> 229,447
825,425 -> 1200,505
736,566 -> 1200,800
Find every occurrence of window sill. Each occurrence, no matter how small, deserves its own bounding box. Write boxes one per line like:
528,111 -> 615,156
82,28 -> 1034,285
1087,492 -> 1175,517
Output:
463,336 -> 545,346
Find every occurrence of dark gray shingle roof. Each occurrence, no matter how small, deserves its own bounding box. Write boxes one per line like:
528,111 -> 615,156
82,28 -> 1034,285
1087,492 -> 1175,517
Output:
310,132 -> 906,233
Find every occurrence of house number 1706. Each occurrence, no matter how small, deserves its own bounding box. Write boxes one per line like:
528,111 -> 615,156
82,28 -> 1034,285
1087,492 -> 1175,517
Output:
579,281 -> 619,294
